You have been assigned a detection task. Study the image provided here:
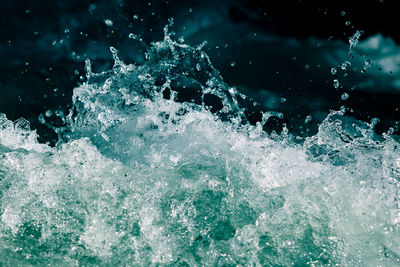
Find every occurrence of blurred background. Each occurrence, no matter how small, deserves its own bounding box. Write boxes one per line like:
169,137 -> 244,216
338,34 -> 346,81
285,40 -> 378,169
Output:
1,0 -> 399,144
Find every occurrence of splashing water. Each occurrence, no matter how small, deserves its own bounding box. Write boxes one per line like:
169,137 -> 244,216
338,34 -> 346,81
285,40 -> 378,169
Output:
1,28 -> 400,266
348,30 -> 364,59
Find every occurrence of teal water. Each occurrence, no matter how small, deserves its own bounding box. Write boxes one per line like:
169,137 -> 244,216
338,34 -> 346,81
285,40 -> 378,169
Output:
1,28 -> 400,266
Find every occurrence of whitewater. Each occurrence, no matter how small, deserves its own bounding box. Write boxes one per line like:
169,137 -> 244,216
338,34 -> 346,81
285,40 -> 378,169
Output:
1,26 -> 400,266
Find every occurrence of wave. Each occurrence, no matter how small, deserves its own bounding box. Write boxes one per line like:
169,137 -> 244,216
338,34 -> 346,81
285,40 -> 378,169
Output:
1,27 -> 400,266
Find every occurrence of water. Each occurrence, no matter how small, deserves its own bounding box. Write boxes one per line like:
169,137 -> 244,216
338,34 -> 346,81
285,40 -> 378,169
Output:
1,29 -> 400,266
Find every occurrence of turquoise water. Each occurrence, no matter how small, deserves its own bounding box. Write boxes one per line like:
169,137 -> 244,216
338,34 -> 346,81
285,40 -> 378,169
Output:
1,28 -> 400,266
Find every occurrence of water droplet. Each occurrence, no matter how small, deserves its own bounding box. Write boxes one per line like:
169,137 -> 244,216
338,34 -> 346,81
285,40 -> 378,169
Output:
333,79 -> 340,89
341,92 -> 349,100
55,110 -> 64,117
305,115 -> 312,123
362,59 -> 372,73
64,28 -> 70,34
341,61 -> 351,70
38,113 -> 46,124
331,67 -> 337,75
280,97 -> 287,103
128,33 -> 137,39
345,21 -> 351,26
188,8 -> 193,13
89,3 -> 96,14
45,110 -> 53,117
349,30 -> 364,51
196,63 -> 201,71
305,64 -> 310,70
104,19 -> 113,27
230,61 -> 236,67
196,40 -> 207,50
341,11 -> 346,16
133,14 -> 139,20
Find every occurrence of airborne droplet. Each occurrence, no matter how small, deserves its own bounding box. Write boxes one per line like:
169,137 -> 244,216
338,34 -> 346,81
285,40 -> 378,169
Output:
104,19 -> 113,27
333,79 -> 340,88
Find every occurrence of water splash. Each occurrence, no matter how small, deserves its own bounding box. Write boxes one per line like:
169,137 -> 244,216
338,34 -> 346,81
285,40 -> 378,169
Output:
1,29 -> 400,266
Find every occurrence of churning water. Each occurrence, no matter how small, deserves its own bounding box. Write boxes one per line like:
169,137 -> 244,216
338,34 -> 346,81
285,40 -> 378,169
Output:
1,26 -> 400,266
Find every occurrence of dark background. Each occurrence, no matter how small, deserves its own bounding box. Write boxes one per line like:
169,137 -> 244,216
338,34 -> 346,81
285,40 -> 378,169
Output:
1,0 -> 399,144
